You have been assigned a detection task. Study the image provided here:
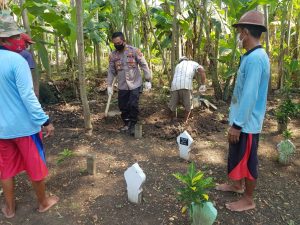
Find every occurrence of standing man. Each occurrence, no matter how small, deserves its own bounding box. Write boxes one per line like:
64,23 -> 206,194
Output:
0,15 -> 59,218
168,56 -> 206,123
107,32 -> 152,135
216,11 -> 270,212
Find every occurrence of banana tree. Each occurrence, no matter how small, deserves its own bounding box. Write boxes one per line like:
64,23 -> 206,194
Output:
76,0 -> 92,133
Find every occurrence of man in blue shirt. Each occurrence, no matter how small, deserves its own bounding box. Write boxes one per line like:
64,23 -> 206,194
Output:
216,11 -> 270,212
0,14 -> 58,218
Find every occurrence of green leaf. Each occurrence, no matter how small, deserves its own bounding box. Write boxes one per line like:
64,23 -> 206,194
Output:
188,162 -> 196,179
36,42 -> 50,72
192,172 -> 204,185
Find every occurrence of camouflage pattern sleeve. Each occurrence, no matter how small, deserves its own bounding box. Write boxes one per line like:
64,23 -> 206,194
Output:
107,53 -> 116,86
135,49 -> 152,81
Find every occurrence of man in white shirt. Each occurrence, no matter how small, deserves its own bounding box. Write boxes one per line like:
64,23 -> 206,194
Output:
168,56 -> 206,123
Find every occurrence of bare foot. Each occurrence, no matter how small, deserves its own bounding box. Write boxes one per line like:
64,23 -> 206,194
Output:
216,183 -> 244,194
38,195 -> 59,213
225,196 -> 256,212
1,205 -> 15,218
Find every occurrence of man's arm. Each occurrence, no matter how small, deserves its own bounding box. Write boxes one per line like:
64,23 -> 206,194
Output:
14,58 -> 49,126
135,49 -> 152,81
197,66 -> 206,87
107,53 -> 116,87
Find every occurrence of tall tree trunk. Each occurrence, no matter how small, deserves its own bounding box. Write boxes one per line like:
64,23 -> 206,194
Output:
123,0 -> 129,41
76,0 -> 93,133
171,0 -> 179,76
277,2 -> 288,89
128,23 -> 133,45
291,13 -> 300,87
95,9 -> 102,76
286,2 -> 293,51
213,25 -> 222,99
264,5 -> 272,95
143,0 -> 168,77
192,16 -> 197,59
204,1 -> 222,99
95,44 -> 102,76
19,0 -> 40,97
196,2 -> 205,62
55,36 -> 61,76
142,14 -> 152,72
42,27 -> 51,81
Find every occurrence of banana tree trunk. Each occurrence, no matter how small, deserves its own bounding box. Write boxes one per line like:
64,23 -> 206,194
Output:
95,43 -> 102,76
76,0 -> 93,133
212,0 -> 223,100
142,14 -> 152,71
196,2 -> 205,62
204,1 -> 222,100
171,0 -> 179,76
286,2 -> 293,51
55,36 -> 61,76
95,9 -> 102,76
123,0 -> 129,41
143,0 -> 168,78
277,2 -> 288,90
264,5 -> 272,95
291,13 -> 300,87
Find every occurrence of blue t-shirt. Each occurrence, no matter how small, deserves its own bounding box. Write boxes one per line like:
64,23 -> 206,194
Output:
229,46 -> 270,134
19,50 -> 36,69
0,49 -> 48,139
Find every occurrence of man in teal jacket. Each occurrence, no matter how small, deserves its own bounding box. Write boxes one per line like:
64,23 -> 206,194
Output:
216,11 -> 270,212
0,14 -> 58,218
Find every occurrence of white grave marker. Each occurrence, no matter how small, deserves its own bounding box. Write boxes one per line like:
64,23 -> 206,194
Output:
177,131 -> 194,160
124,163 -> 146,204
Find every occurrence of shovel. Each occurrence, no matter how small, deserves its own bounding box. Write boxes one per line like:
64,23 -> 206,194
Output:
104,77 -> 118,117
192,89 -> 217,111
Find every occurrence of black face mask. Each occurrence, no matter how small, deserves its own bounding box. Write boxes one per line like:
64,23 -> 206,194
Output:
114,43 -> 125,51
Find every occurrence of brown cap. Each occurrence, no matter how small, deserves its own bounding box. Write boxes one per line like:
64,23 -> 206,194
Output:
232,10 -> 267,32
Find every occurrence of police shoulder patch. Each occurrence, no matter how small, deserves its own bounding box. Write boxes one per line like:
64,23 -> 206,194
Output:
136,49 -> 143,57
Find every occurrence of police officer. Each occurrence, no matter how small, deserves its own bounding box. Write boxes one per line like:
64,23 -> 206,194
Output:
107,32 -> 152,135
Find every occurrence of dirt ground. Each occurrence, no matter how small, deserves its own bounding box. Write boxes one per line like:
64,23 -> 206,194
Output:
0,89 -> 299,225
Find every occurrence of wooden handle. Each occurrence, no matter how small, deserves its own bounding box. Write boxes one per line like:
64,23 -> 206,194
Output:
104,77 -> 117,117
105,94 -> 112,117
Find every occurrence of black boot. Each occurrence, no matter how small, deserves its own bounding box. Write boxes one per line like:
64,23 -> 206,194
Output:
120,119 -> 130,132
128,121 -> 136,136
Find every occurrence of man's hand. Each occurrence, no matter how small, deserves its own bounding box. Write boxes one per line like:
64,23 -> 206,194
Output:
43,123 -> 54,138
144,81 -> 152,91
107,86 -> 113,96
228,126 -> 241,144
199,85 -> 206,93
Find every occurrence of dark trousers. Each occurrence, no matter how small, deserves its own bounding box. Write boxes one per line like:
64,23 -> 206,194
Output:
118,87 -> 141,127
